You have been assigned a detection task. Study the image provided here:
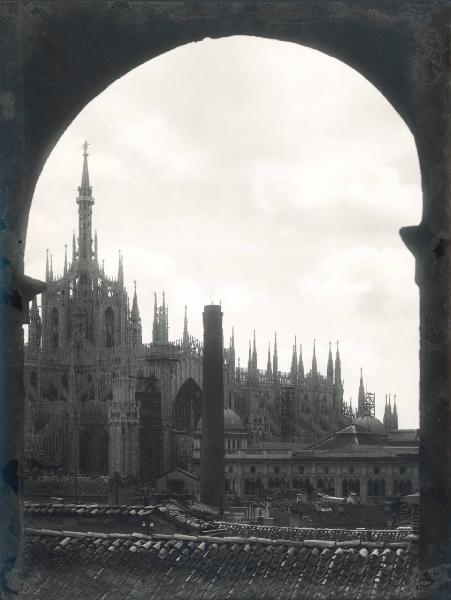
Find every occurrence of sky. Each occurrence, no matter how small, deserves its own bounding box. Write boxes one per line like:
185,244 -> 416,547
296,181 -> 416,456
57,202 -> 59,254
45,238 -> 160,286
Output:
25,36 -> 422,428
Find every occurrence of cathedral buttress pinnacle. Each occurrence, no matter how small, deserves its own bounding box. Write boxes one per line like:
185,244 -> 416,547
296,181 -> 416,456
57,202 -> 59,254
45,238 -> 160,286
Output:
327,341 -> 334,384
312,339 -> 318,377
273,332 -> 278,376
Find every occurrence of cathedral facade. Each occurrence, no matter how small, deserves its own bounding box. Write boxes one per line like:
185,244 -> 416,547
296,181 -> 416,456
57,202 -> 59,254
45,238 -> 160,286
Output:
25,145 -> 358,481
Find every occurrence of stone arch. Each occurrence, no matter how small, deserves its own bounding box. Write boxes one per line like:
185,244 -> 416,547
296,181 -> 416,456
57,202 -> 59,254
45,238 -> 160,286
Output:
4,0 -> 451,575
173,378 -> 202,435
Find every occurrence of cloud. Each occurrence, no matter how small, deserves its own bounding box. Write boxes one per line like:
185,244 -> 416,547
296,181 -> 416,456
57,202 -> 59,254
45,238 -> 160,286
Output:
26,36 -> 421,428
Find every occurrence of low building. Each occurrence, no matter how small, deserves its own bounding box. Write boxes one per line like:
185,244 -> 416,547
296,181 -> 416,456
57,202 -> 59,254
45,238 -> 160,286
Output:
192,413 -> 418,502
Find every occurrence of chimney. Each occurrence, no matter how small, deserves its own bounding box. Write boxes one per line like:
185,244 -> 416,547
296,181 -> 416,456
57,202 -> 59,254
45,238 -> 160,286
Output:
200,304 -> 225,510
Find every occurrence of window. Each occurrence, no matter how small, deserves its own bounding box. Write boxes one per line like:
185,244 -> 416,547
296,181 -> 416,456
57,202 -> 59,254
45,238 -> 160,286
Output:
348,466 -> 354,474
274,465 -> 280,474
400,466 -> 406,475
250,465 -> 256,473
298,465 -> 304,474
228,466 -> 233,473
324,466 -> 329,474
374,466 -> 380,475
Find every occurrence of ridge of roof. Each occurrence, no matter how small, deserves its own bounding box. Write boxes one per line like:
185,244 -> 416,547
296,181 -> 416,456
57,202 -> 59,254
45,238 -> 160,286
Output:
24,527 -> 418,551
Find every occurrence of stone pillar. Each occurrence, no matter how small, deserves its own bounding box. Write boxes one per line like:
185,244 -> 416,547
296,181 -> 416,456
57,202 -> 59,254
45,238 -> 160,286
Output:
200,305 -> 224,509
402,218 -> 451,571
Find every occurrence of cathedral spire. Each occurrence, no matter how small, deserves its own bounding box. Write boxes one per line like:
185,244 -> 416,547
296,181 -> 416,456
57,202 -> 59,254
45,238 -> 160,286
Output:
311,339 -> 318,377
358,368 -> 366,417
393,395 -> 399,430
334,341 -> 342,386
64,244 -> 68,275
130,280 -> 142,346
131,280 -> 139,319
327,341 -> 334,384
290,335 -> 298,383
266,342 -> 272,378
273,332 -> 278,376
94,230 -> 98,262
77,140 -> 94,261
118,251 -> 124,285
248,340 -> 252,372
49,253 -> 53,281
252,330 -> 258,372
183,305 -> 189,346
298,344 -> 304,381
45,249 -> 49,281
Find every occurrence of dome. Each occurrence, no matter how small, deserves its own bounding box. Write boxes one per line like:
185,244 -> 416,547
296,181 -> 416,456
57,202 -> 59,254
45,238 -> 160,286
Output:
353,415 -> 386,436
224,408 -> 245,431
196,408 -> 245,432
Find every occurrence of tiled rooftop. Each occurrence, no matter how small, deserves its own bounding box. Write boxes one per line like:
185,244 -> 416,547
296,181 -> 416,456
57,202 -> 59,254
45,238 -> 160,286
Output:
24,501 -> 215,534
214,522 -> 412,543
21,528 -> 419,599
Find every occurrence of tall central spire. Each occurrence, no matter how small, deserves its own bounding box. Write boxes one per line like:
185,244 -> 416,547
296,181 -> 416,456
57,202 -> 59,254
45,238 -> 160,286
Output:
76,140 -> 94,261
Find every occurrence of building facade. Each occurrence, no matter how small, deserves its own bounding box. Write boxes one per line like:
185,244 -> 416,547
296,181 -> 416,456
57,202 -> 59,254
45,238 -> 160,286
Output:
192,413 -> 418,502
24,145 -> 381,481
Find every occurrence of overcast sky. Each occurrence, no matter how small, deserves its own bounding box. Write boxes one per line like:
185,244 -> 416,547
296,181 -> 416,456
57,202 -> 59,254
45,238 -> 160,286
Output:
26,36 -> 421,428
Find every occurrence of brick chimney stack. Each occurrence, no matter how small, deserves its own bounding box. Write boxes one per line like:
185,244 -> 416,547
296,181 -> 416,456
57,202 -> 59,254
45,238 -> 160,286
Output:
200,304 -> 225,510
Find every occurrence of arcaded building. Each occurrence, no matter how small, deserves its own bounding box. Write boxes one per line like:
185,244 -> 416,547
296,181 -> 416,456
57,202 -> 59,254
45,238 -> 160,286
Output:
25,145 -> 378,481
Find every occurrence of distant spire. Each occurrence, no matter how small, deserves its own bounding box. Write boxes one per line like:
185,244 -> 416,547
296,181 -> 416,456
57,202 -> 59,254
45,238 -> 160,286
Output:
312,339 -> 318,377
183,305 -> 189,346
252,330 -> 257,372
72,231 -> 76,261
162,291 -> 166,308
130,281 -> 142,346
248,340 -> 252,372
290,336 -> 298,383
266,342 -> 272,378
298,344 -> 304,380
118,251 -> 123,284
49,254 -> 53,280
393,395 -> 399,430
79,140 -> 91,194
273,332 -> 278,376
358,368 -> 365,417
334,341 -> 342,387
231,327 -> 235,350
94,230 -> 98,261
327,341 -> 334,383
45,249 -> 49,281
64,244 -> 68,275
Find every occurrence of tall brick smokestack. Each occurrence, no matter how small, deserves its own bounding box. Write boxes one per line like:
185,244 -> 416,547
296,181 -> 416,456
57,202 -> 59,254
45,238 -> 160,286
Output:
200,304 -> 225,509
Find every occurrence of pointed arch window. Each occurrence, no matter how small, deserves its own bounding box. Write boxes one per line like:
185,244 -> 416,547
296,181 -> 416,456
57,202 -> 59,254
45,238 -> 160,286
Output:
105,307 -> 115,347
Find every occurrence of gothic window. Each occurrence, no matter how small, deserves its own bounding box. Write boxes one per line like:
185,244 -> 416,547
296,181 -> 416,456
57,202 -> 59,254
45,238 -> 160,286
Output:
105,307 -> 115,347
299,465 -> 304,474
173,378 -> 202,435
